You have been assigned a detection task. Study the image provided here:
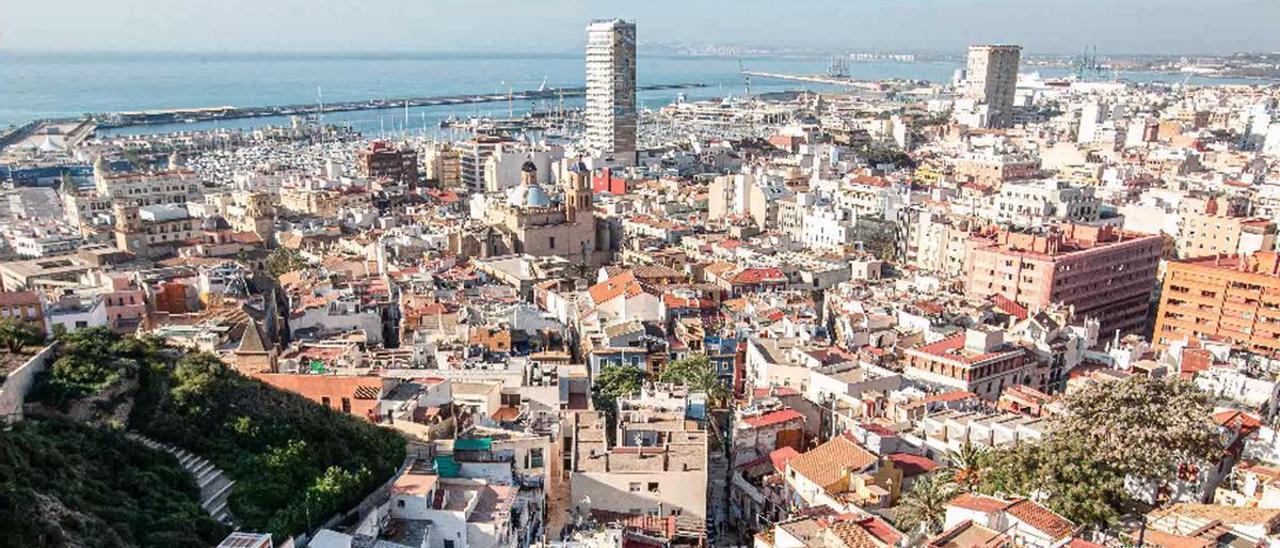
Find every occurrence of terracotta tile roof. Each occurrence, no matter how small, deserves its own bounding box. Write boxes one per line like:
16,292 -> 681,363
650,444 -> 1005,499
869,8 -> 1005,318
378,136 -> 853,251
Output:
946,493 -> 1012,514
991,294 -> 1029,320
921,391 -> 980,404
588,272 -> 645,305
787,436 -> 877,491
1135,529 -> 1214,548
730,267 -> 787,285
1212,410 -> 1262,435
769,446 -> 801,473
1154,503 -> 1280,527
886,453 -> 939,477
829,520 -> 889,548
927,519 -> 1009,548
1005,499 -> 1074,541
741,408 -> 804,429
910,335 -> 1024,365
753,386 -> 801,399
852,516 -> 905,546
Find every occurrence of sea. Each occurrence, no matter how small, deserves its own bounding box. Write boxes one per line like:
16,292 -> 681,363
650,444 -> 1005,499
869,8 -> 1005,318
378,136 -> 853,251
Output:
0,50 -> 1268,138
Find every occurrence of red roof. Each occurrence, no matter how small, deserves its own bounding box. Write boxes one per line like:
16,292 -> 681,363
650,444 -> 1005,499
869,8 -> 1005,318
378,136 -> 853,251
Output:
922,390 -> 979,404
1213,410 -> 1262,435
731,267 -> 787,285
1180,348 -> 1214,375
911,335 -> 1023,365
947,493 -> 1012,513
742,408 -> 804,429
992,294 -> 1029,320
887,453 -> 940,477
589,272 -> 645,305
1005,499 -> 1075,541
769,446 -> 801,473
752,386 -> 801,399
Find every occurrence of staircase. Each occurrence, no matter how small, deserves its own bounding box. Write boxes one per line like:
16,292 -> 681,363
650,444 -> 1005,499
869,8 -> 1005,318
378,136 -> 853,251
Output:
128,433 -> 237,528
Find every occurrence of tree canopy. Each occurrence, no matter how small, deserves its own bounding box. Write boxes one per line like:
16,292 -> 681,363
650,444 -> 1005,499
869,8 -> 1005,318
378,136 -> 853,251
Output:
974,376 -> 1223,528
0,318 -> 44,353
265,247 -> 307,279
592,364 -> 646,418
659,355 -> 730,407
979,435 -> 1129,527
1052,376 -> 1220,481
0,418 -> 227,547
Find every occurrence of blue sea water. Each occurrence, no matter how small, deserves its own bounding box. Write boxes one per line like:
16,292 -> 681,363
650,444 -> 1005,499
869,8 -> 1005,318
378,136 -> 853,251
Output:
0,50 -> 1265,137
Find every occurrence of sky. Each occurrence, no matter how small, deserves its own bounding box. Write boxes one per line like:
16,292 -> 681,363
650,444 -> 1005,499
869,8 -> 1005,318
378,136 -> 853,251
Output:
1,0 -> 1277,55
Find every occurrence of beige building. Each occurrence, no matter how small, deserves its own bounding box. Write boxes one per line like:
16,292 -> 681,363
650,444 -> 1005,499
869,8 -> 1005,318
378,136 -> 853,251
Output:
965,45 -> 1022,128
955,152 -> 1038,188
567,407 -> 708,522
112,203 -> 199,258
459,160 -> 612,265
92,155 -> 200,206
279,183 -> 372,218
1178,208 -> 1276,259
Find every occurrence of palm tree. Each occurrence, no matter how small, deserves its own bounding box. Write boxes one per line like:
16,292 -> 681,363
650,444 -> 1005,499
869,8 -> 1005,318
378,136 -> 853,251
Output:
0,318 -> 42,353
660,355 -> 730,408
946,441 -> 989,492
895,472 -> 958,536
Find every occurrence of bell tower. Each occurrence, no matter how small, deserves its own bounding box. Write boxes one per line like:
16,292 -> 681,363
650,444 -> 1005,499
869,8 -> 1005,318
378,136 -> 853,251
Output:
564,158 -> 592,223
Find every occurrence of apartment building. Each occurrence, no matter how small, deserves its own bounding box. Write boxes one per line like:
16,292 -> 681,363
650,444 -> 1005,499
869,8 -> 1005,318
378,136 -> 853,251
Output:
1152,252 -> 1280,356
964,224 -> 1163,337
903,327 -> 1036,401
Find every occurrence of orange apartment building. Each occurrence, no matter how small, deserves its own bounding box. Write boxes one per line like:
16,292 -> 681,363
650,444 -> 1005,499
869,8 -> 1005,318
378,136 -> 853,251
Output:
254,373 -> 398,421
964,224 -> 1163,338
1152,252 -> 1280,357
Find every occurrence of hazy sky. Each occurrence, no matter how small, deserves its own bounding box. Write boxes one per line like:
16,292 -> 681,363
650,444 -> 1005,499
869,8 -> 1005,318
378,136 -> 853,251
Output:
2,0 -> 1277,55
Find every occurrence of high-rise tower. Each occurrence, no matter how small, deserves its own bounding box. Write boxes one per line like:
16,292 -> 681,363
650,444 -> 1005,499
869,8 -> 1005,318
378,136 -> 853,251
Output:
965,45 -> 1021,128
585,19 -> 637,160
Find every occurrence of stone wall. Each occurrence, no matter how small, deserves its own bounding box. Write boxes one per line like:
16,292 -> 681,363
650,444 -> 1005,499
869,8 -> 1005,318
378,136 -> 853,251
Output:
0,343 -> 60,423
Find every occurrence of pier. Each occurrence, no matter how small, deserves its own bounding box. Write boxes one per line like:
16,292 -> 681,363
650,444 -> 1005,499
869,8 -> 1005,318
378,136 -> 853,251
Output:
740,71 -> 886,91
93,83 -> 708,129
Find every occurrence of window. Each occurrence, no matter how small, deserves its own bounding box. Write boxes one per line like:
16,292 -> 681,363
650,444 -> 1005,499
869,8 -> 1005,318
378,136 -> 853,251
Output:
648,482 -> 659,493
341,398 -> 351,413
397,499 -> 405,508
321,397 -> 331,408
549,236 -> 556,250
629,482 -> 642,493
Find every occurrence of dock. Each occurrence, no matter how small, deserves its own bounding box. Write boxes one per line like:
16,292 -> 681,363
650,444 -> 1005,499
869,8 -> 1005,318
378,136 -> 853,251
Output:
741,71 -> 886,91
94,83 -> 708,129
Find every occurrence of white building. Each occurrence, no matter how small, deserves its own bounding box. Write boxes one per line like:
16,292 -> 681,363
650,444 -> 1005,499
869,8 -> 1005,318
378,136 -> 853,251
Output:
993,180 -> 1101,226
585,19 -> 637,159
964,45 -> 1022,128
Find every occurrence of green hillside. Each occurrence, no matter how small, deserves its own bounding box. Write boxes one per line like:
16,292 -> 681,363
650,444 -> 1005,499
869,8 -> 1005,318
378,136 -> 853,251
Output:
0,418 -> 228,547
9,328 -> 407,543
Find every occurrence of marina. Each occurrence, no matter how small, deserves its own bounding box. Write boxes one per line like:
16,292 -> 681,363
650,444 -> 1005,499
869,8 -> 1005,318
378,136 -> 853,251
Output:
92,82 -> 708,129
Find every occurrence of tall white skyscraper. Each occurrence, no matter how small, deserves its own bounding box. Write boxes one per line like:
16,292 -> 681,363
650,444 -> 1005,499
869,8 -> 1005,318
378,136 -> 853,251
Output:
965,45 -> 1022,128
585,19 -> 637,159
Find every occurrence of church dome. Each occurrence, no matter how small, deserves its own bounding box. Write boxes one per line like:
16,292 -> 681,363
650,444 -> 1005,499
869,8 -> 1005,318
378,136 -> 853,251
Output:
506,183 -> 551,208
